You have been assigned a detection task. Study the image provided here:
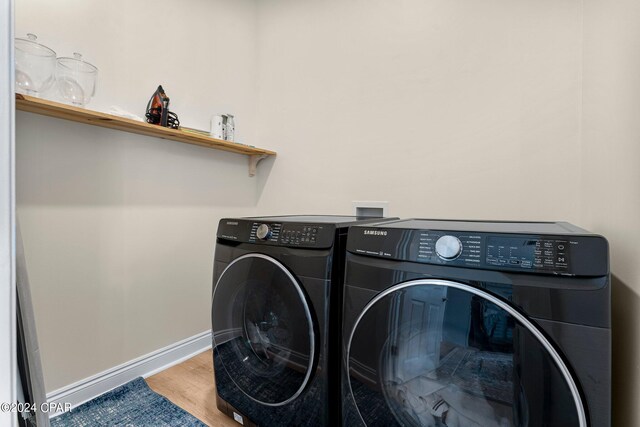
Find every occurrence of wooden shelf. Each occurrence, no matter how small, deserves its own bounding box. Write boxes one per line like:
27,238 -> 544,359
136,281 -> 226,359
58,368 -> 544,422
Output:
15,94 -> 276,176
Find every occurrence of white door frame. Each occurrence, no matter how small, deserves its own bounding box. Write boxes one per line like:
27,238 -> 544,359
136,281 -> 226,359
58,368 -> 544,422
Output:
0,0 -> 17,425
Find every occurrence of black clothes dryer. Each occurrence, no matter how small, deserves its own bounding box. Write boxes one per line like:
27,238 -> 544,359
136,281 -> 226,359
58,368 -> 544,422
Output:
342,219 -> 610,427
212,215 -> 396,427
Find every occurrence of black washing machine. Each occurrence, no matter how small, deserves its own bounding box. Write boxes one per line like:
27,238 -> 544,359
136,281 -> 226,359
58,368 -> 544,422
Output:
342,219 -> 610,427
212,215 -> 396,426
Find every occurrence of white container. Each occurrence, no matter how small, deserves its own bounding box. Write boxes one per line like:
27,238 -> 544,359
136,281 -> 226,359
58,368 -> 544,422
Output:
210,114 -> 225,140
225,114 -> 235,142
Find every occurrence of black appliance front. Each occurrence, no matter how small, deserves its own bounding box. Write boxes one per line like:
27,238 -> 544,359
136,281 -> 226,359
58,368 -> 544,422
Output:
342,220 -> 610,427
212,215 -> 397,427
212,249 -> 326,426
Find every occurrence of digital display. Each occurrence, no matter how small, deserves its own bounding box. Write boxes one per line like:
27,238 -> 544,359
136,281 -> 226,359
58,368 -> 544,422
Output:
486,237 -> 537,268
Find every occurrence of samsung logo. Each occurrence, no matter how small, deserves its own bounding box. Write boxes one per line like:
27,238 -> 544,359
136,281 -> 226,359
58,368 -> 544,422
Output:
363,230 -> 388,236
226,221 -> 239,226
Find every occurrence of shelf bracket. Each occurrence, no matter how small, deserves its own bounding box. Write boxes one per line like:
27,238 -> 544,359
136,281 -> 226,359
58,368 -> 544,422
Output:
248,154 -> 268,177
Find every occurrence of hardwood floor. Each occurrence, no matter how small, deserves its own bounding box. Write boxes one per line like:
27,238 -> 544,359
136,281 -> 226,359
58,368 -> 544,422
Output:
146,349 -> 238,427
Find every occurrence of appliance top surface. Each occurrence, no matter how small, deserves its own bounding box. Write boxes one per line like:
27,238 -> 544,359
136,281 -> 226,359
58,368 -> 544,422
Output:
370,219 -> 592,235
245,215 -> 393,227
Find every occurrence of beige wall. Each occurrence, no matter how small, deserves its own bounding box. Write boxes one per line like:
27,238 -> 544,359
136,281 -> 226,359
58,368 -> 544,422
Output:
16,0 -> 261,392
582,0 -> 640,424
16,0 -> 640,422
255,0 -> 584,219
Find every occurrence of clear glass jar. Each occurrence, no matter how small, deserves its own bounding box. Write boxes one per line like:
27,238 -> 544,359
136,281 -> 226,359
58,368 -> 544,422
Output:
15,34 -> 56,96
56,53 -> 98,107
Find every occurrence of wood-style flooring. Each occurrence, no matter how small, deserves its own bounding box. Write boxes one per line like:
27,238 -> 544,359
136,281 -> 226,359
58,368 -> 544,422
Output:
146,349 -> 237,427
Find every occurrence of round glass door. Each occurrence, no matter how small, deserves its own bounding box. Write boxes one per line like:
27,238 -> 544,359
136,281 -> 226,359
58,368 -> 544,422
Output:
212,253 -> 316,406
346,279 -> 586,427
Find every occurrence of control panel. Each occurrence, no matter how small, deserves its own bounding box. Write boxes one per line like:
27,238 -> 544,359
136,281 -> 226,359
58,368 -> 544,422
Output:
419,232 -> 481,265
486,236 -> 570,271
421,233 -> 573,272
348,227 -> 609,276
280,223 -> 320,246
250,222 -> 281,243
217,219 -> 335,249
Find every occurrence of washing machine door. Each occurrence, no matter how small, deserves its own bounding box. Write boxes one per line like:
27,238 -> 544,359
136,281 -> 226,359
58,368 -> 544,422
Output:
212,253 -> 316,406
346,279 -> 586,427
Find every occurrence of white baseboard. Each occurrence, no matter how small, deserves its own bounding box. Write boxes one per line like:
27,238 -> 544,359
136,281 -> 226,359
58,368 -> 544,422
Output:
46,330 -> 212,418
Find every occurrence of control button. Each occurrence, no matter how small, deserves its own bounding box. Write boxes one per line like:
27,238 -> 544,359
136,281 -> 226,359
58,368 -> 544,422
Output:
256,224 -> 272,240
544,250 -> 553,256
557,256 -> 567,263
435,235 -> 463,260
557,244 -> 565,250
509,260 -> 520,265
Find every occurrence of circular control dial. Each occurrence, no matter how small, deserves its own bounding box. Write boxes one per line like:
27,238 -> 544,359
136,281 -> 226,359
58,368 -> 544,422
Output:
435,235 -> 463,260
256,224 -> 272,240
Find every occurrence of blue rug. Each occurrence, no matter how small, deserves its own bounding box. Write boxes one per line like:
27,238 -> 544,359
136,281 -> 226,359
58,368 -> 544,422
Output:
51,377 -> 206,427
